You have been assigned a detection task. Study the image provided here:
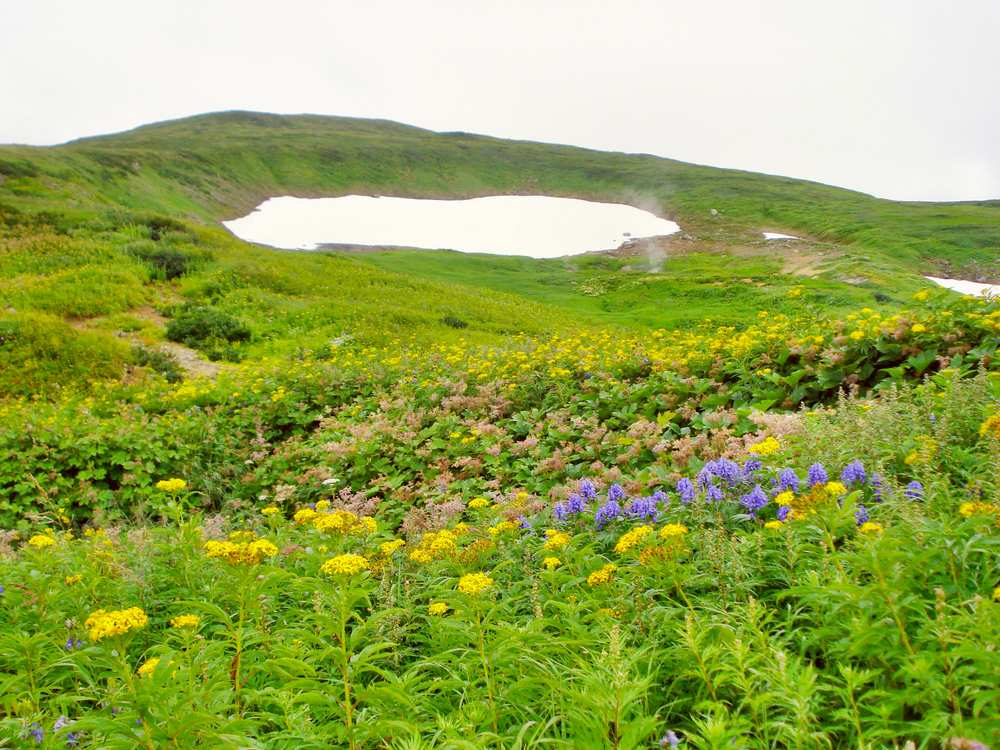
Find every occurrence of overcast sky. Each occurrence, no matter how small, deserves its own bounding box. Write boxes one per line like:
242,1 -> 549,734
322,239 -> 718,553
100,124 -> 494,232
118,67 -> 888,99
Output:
3,0 -> 998,201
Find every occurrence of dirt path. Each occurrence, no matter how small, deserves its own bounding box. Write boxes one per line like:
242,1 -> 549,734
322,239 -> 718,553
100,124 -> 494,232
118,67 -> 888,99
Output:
69,305 -> 223,379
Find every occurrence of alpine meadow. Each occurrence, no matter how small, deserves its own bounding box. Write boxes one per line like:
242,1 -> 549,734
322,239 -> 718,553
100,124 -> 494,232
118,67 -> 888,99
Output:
1,111 -> 998,749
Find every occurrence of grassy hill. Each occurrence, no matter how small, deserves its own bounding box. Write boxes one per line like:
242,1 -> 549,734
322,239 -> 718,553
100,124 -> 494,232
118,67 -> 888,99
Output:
1,110 -> 997,397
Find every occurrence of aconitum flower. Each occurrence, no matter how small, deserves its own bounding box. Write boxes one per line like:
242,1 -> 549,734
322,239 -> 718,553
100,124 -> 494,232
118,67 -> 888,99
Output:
566,493 -> 586,514
608,483 -> 627,504
743,459 -> 763,478
660,730 -> 680,748
739,485 -> 769,516
579,480 -> 598,501
709,459 -> 742,486
904,481 -> 924,501
841,460 -> 867,486
706,485 -> 724,503
595,500 -> 622,529
854,505 -> 870,525
777,468 -> 799,493
29,724 -> 43,744
871,473 -> 883,502
776,505 -> 791,521
517,516 -> 531,529
807,463 -> 828,487
626,496 -> 659,521
676,477 -> 695,504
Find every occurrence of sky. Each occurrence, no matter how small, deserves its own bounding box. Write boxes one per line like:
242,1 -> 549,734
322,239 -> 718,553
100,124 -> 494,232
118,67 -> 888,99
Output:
3,0 -> 999,201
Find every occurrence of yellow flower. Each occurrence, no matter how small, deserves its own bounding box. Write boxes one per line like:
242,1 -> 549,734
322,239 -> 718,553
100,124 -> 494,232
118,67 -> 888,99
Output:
137,657 -> 160,678
543,529 -> 571,551
748,436 -> 780,457
457,572 -> 494,595
64,574 -> 83,586
993,586 -> 1000,602
261,505 -> 280,516
979,413 -> 1000,439
911,323 -> 927,333
85,607 -> 148,641
204,538 -> 278,565
379,539 -> 406,557
320,553 -> 369,576
659,523 -> 689,540
467,497 -> 490,509
314,500 -> 331,512
293,507 -> 318,525
27,534 -> 56,549
542,556 -> 562,570
849,330 -> 865,341
428,602 -> 449,616
773,490 -> 794,506
155,478 -> 187,493
764,520 -> 784,530
170,614 -> 201,629
587,563 -> 617,587
824,481 -> 847,498
859,522 -> 884,535
614,525 -> 653,554
488,520 -> 520,537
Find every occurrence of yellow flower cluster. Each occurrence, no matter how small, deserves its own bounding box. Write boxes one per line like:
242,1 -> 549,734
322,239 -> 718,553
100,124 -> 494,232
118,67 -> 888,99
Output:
155,478 -> 187,493
467,497 -> 490,509
261,505 -> 280,516
204,537 -> 278,565
542,556 -> 561,570
764,520 -> 785,530
488,519 -> 521,537
138,657 -> 160,678
614,525 -> 653,554
170,614 -> 201,629
293,508 -> 318,525
313,510 -> 376,536
27,533 -> 56,549
457,572 -> 494,595
64,574 -> 83,585
659,523 -> 689,540
428,601 -> 449,616
379,539 -> 406,556
320,553 -> 369,576
959,501 -> 1000,522
587,563 -> 617,587
859,522 -> 884,535
543,529 -> 571,551
409,528 -> 459,563
979,413 -> 1000,440
748,436 -> 781,457
85,606 -> 148,641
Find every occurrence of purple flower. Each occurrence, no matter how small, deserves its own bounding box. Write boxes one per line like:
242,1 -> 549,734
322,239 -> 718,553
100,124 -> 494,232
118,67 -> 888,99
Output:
607,483 -> 626,504
854,505 -> 869,525
807,463 -> 828,487
626,496 -> 659,521
743,459 -> 763,478
871,473 -> 883,502
660,730 -> 681,748
65,637 -> 84,651
29,724 -> 43,744
676,478 -> 695,504
517,516 -> 531,529
709,459 -> 742,486
554,492 -> 587,521
594,500 -> 622,529
777,468 -> 800,493
904,481 -> 924,501
579,480 -> 597,501
841,460 -> 867,486
706,485 -> 724,503
0,584 -> 4,594
739,485 -> 769,516
776,505 -> 791,521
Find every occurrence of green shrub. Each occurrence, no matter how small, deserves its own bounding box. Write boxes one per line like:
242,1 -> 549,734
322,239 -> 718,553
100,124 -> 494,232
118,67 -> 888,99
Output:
125,239 -> 201,280
130,345 -> 184,383
165,305 -> 251,349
